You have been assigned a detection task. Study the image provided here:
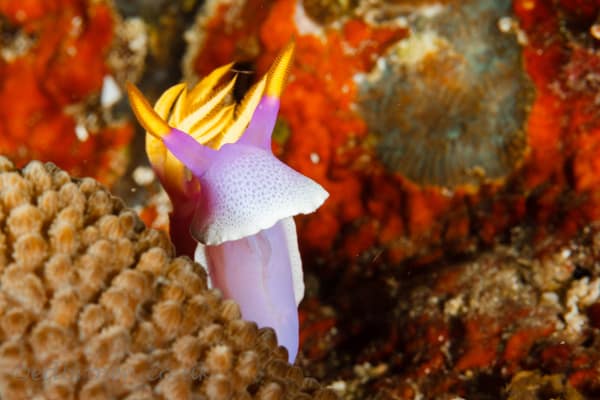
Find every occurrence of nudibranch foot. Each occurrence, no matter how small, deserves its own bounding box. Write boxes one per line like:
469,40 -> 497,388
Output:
195,217 -> 303,362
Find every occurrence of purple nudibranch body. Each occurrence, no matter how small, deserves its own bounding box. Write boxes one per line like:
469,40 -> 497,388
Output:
161,96 -> 326,361
127,43 -> 329,362
196,218 -> 301,361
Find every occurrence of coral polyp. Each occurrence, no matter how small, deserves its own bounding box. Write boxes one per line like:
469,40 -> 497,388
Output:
357,0 -> 532,188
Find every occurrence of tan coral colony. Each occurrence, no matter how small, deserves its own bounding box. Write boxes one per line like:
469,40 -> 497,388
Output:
0,156 -> 337,400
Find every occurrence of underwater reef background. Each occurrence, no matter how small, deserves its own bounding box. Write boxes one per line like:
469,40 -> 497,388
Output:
3,0 -> 600,398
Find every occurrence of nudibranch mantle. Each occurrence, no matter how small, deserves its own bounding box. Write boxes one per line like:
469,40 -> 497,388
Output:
127,42 -> 328,362
190,140 -> 328,245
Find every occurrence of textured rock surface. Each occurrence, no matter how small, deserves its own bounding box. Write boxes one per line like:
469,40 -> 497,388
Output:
301,224 -> 600,398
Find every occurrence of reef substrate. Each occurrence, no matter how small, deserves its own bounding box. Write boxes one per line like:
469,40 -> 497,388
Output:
320,223 -> 600,399
0,0 -> 146,185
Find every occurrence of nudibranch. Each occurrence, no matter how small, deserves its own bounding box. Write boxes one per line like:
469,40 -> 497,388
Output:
126,42 -> 329,362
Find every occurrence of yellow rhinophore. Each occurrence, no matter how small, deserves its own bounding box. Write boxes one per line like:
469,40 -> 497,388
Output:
126,41 -> 296,194
266,40 -> 295,98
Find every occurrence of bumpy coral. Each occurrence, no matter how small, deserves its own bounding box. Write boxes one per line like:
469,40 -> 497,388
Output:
0,157 -> 336,399
0,0 -> 146,185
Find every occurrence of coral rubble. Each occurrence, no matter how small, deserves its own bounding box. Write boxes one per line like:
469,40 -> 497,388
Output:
0,156 -> 336,399
316,225 -> 600,398
506,371 -> 584,400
